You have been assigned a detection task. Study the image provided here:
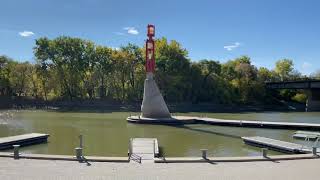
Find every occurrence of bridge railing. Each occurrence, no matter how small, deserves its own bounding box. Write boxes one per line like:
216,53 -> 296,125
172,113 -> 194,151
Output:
265,78 -> 320,89
265,78 -> 320,84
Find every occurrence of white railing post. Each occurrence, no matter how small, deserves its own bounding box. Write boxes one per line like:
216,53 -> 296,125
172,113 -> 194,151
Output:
129,138 -> 132,158
153,139 -> 155,157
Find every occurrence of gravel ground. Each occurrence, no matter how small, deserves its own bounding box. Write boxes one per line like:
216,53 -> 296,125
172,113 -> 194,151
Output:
0,157 -> 319,180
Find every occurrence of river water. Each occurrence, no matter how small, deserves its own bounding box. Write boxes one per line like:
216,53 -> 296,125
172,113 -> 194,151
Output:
0,110 -> 319,157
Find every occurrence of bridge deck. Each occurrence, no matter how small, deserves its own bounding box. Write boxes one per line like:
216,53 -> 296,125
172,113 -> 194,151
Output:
242,136 -> 319,154
266,80 -> 320,89
0,133 -> 49,150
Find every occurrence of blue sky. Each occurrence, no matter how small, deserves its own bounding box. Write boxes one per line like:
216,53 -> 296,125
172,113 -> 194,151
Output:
0,0 -> 319,75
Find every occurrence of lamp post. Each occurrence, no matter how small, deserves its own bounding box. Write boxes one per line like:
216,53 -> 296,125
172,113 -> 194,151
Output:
146,24 -> 155,74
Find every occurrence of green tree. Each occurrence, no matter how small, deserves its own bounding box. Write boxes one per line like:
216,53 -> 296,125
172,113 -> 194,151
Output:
34,36 -> 95,100
154,37 -> 191,102
94,46 -> 113,98
0,56 -> 13,96
8,62 -> 32,96
275,59 -> 294,81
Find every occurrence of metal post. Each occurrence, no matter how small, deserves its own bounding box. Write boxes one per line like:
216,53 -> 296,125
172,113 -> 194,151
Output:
262,148 -> 268,158
129,139 -> 132,157
13,145 -> 20,159
153,139 -> 155,157
312,147 -> 317,156
79,135 -> 83,148
201,149 -> 208,159
75,147 -> 83,160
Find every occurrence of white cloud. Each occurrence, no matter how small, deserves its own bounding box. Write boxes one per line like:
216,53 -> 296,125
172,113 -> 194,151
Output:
18,31 -> 35,37
123,27 -> 139,35
224,42 -> 241,51
302,62 -> 312,70
114,32 -> 125,36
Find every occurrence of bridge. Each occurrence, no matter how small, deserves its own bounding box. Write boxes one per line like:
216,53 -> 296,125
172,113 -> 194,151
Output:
266,79 -> 320,111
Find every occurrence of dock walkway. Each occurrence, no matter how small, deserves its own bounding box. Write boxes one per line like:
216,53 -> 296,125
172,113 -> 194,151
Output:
198,117 -> 320,130
242,136 -> 319,154
129,138 -> 159,163
127,116 -> 320,131
293,131 -> 320,140
0,133 -> 49,150
1,157 -> 320,180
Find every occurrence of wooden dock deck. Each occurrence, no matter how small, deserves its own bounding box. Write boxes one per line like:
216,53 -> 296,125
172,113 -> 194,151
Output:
129,138 -> 159,162
197,117 -> 320,131
242,136 -> 319,154
128,116 -> 320,131
0,133 -> 49,150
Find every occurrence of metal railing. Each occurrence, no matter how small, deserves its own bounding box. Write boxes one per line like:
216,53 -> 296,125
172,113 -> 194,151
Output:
265,78 -> 320,83
128,138 -> 142,163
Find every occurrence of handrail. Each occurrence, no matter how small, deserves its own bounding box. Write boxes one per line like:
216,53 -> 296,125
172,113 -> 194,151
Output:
265,78 -> 320,83
301,136 -> 310,151
313,137 -> 320,148
153,139 -> 155,156
128,138 -> 133,158
129,153 -> 142,163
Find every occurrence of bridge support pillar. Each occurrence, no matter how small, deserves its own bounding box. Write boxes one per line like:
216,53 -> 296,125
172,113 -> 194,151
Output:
306,90 -> 320,112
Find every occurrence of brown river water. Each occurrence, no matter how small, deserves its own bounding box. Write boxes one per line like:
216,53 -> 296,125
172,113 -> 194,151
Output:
0,110 -> 319,157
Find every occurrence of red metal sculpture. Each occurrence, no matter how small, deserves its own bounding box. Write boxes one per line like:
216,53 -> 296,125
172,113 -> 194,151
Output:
146,24 -> 155,73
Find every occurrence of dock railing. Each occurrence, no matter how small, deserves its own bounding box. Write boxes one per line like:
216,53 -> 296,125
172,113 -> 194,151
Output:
153,139 -> 155,157
313,137 -> 320,149
128,139 -> 142,163
128,138 -> 133,158
300,136 -> 310,151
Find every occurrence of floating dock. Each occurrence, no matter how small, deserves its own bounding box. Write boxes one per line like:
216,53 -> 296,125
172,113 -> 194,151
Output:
128,138 -> 159,162
0,133 -> 49,150
242,136 -> 319,154
293,131 -> 320,140
127,116 -> 196,124
127,116 -> 320,131
197,117 -> 320,131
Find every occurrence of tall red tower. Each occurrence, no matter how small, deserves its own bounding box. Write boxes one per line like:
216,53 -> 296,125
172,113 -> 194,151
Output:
146,24 -> 155,73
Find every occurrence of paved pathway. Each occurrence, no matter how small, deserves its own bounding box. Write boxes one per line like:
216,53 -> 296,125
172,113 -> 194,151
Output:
0,157 -> 319,180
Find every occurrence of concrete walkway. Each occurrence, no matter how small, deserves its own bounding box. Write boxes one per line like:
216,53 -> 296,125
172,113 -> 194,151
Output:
0,157 -> 319,180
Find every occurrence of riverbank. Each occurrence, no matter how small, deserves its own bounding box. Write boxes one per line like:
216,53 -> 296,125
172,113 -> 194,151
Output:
0,156 -> 319,180
0,96 -> 306,112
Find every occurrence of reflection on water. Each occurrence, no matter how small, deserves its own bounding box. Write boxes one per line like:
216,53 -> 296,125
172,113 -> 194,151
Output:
0,110 -> 319,157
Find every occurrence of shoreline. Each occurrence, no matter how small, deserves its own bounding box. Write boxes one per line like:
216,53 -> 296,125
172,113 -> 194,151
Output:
0,151 -> 318,163
0,97 -> 307,113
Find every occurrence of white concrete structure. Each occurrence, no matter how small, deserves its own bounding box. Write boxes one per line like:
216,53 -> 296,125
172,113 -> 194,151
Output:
306,89 -> 320,111
1,157 -> 320,180
141,73 -> 171,118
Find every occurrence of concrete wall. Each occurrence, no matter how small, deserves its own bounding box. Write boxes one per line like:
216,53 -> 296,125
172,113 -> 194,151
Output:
141,73 -> 171,118
306,90 -> 320,111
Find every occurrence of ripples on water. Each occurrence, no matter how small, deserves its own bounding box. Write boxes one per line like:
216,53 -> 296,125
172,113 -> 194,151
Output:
0,110 -> 319,157
0,111 -> 14,125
